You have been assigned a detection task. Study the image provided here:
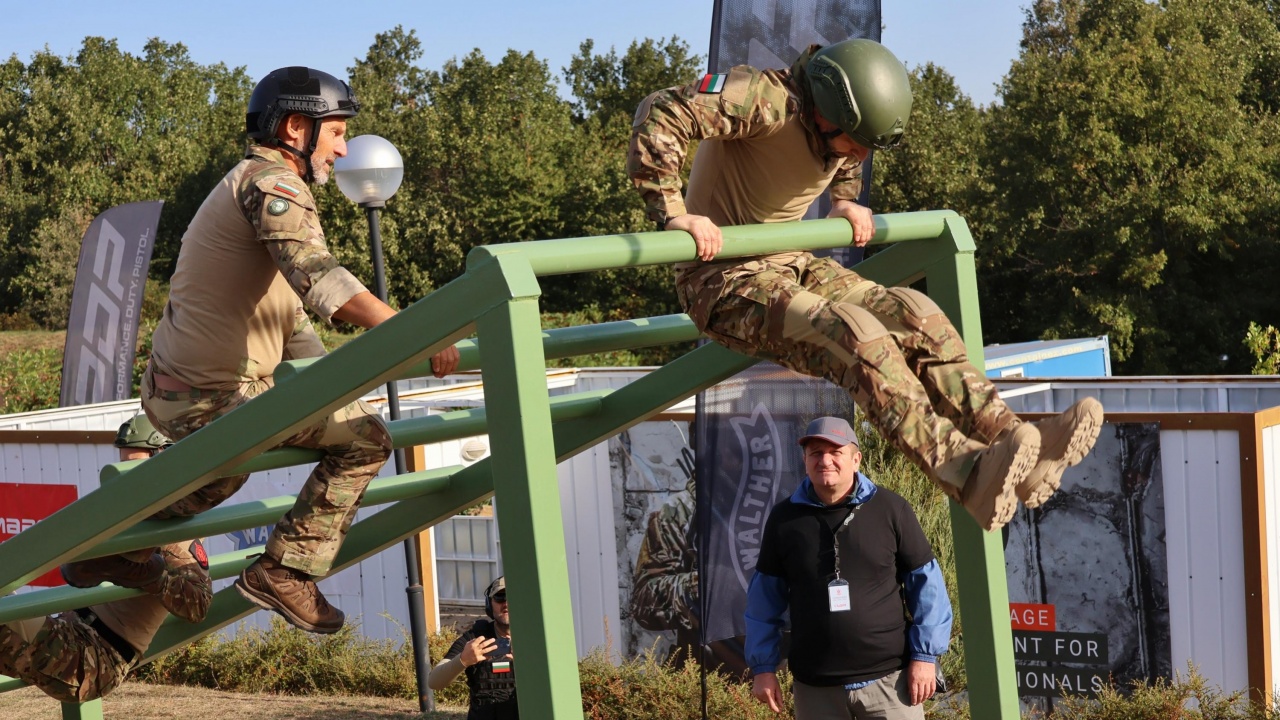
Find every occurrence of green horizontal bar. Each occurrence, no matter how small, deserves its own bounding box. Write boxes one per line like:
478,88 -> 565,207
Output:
101,390 -> 608,484
273,313 -> 700,383
466,211 -> 959,276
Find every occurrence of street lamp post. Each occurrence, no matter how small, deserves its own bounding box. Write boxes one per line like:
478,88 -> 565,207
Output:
334,135 -> 434,713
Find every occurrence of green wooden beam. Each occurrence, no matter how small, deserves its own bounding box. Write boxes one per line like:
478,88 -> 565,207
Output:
924,215 -> 1020,720
472,254 -> 583,718
0,266 -> 501,593
467,211 -> 960,276
274,313 -> 702,383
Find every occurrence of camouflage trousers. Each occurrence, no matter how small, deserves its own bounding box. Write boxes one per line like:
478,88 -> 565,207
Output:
0,614 -> 133,704
140,366 -> 393,576
677,253 -> 1020,491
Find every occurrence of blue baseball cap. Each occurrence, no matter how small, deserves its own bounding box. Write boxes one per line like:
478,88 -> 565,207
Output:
798,416 -> 859,448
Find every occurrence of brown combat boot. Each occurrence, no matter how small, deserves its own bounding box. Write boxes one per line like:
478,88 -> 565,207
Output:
235,555 -> 344,634
61,550 -> 164,589
960,423 -> 1041,531
1016,397 -> 1104,508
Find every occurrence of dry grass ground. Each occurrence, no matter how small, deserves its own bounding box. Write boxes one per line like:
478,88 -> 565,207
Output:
0,330 -> 63,356
0,682 -> 468,720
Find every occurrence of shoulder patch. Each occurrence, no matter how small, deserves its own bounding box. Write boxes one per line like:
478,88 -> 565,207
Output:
272,180 -> 302,198
697,73 -> 727,94
267,198 -> 291,216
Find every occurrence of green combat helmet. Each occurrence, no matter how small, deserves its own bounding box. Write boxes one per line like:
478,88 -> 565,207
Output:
806,39 -> 912,150
114,414 -> 172,451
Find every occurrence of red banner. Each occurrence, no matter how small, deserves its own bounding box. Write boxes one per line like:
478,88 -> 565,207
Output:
1010,602 -> 1056,631
0,483 -> 79,586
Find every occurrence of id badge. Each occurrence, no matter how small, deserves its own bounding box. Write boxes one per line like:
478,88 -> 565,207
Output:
828,579 -> 850,612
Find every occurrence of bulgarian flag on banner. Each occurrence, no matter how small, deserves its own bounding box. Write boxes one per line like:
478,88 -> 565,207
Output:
698,73 -> 727,93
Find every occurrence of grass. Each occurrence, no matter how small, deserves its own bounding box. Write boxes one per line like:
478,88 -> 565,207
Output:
0,329 -> 64,356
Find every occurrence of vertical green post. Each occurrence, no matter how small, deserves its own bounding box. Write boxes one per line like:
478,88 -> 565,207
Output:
61,700 -> 103,720
474,256 -> 584,718
925,217 -> 1021,719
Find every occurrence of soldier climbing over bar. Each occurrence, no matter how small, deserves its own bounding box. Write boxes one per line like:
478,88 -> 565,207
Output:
627,39 -> 1102,531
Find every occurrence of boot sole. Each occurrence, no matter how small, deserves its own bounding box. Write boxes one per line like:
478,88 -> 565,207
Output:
966,424 -> 1040,531
234,576 -> 343,635
1018,398 -> 1104,508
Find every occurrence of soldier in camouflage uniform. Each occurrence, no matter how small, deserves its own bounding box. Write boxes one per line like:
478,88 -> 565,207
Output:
2,540 -> 211,703
11,421 -> 212,703
62,67 -> 459,635
627,39 -> 1103,531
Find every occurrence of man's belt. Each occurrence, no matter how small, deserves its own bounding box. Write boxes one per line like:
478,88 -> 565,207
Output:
152,373 -> 194,392
75,608 -> 138,664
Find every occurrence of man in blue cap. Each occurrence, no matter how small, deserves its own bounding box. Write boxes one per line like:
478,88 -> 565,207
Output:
746,416 -> 952,719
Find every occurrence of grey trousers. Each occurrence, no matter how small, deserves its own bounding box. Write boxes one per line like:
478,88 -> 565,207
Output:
793,670 -> 924,720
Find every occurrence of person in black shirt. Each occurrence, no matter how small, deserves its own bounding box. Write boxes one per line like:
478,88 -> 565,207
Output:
429,576 -> 517,719
745,417 -> 953,719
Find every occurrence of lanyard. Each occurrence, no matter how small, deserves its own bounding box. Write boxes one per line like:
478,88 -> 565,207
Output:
831,505 -> 859,580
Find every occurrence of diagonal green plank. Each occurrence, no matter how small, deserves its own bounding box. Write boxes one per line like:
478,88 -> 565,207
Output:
0,264 -> 510,593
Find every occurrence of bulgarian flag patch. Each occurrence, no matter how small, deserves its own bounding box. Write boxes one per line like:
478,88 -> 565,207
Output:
273,181 -> 301,198
492,660 -> 511,673
698,73 -> 727,94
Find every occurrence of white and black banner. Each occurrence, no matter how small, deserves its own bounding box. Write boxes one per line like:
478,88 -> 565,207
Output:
60,200 -> 163,407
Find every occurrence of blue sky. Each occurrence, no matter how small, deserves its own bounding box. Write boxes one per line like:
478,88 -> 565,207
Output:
2,1 -> 1027,106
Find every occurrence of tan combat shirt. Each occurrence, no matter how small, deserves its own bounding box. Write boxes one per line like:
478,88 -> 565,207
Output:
150,146 -> 367,389
627,45 -> 864,270
93,541 -> 212,654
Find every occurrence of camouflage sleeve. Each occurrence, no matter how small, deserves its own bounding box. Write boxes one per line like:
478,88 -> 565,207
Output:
142,541 -> 212,624
240,169 -> 369,323
283,304 -> 327,360
629,492 -> 698,632
627,66 -> 791,224
829,157 -> 865,203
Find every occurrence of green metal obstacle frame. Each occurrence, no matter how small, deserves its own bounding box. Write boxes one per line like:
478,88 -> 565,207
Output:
0,210 -> 1021,719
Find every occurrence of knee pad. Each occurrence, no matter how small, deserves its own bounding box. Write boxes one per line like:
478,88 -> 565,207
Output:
885,287 -> 967,362
830,303 -> 891,345
886,287 -> 943,323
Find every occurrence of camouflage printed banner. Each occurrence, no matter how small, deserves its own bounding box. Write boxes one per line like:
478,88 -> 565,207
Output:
60,201 -> 163,407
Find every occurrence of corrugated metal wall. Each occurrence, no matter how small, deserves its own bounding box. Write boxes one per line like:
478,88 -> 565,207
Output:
1161,428 -> 1249,694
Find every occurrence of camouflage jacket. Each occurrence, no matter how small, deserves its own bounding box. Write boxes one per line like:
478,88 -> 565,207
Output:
627,45 -> 864,227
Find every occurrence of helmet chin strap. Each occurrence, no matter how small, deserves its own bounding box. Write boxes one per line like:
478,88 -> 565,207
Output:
268,117 -> 322,183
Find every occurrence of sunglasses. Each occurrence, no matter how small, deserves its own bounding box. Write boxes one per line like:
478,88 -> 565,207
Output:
491,593 -> 507,604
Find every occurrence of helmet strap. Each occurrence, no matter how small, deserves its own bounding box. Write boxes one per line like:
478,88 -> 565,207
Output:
267,117 -> 322,183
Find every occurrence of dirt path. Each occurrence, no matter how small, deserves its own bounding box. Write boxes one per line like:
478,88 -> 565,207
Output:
0,682 -> 468,720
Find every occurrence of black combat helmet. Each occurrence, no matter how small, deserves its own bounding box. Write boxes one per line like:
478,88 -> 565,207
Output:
245,66 -> 360,181
806,39 -> 912,151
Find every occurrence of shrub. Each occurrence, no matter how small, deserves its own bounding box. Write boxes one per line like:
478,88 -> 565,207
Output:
137,621 -> 1278,719
0,347 -> 62,413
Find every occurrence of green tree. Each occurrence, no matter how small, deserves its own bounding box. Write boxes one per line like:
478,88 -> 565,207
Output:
979,0 -> 1280,374
872,63 -> 990,217
0,38 -> 250,325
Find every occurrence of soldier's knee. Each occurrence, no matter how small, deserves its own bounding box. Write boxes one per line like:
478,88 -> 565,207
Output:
886,287 -> 943,322
830,303 -> 891,345
885,287 -> 966,362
